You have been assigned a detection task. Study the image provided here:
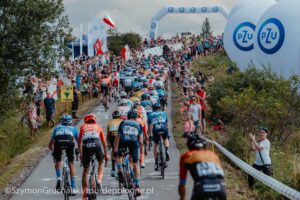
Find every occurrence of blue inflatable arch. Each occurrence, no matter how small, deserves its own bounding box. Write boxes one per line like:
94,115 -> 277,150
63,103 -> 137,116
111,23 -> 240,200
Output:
149,5 -> 230,40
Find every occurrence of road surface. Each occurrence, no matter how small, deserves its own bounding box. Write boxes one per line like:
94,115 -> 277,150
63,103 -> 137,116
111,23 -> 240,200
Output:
10,90 -> 192,200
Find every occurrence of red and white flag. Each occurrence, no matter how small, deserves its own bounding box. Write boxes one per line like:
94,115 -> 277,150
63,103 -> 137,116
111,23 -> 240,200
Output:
93,39 -> 104,55
121,45 -> 131,61
103,14 -> 116,29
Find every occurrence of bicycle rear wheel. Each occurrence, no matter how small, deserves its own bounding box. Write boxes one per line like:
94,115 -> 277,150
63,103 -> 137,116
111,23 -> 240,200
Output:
63,169 -> 70,200
159,136 -> 165,179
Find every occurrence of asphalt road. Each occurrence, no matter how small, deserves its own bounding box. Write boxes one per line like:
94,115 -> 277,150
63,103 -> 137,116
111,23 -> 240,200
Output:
10,90 -> 192,200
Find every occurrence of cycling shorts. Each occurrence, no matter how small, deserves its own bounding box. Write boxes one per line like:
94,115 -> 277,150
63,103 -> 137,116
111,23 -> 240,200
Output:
53,142 -> 75,163
82,139 -> 104,168
108,134 -> 116,148
191,178 -> 226,200
152,123 -> 169,144
101,85 -> 109,96
118,141 -> 140,163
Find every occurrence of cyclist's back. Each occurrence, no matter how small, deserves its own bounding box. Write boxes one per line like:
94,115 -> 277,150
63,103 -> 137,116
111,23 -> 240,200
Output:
179,134 -> 226,200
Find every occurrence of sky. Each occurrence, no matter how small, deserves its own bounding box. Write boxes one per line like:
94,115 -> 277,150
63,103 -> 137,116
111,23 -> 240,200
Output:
63,0 -> 239,39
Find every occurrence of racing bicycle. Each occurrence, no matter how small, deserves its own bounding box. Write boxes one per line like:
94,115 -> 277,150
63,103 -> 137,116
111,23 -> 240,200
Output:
157,132 -> 166,179
118,149 -> 137,200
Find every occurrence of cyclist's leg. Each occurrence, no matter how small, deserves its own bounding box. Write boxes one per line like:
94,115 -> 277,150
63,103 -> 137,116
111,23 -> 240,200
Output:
81,148 -> 91,200
53,145 -> 62,190
67,144 -> 76,191
130,141 -> 141,195
163,128 -> 170,161
95,145 -> 105,184
109,135 -> 116,176
152,131 -> 159,170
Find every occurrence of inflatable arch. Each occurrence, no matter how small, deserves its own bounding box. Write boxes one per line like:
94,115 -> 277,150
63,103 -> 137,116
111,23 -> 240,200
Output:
149,5 -> 230,40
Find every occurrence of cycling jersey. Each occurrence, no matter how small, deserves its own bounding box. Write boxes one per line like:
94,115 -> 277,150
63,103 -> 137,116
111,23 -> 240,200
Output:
52,125 -> 78,162
79,124 -> 106,168
150,95 -> 159,105
124,77 -> 133,88
118,120 -> 143,142
107,119 -> 123,136
141,100 -> 153,114
130,96 -> 140,102
179,150 -> 226,200
157,89 -> 166,97
134,90 -> 144,98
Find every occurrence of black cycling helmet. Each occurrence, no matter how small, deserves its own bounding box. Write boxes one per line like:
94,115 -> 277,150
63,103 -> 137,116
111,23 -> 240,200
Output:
141,93 -> 149,100
153,103 -> 161,111
186,134 -> 207,150
127,109 -> 138,119
112,110 -> 120,119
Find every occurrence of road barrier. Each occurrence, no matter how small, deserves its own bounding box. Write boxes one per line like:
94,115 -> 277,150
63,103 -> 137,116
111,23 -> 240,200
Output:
207,139 -> 300,200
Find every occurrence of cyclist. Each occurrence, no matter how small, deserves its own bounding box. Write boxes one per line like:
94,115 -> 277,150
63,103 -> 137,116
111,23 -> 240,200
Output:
148,103 -> 170,171
114,110 -> 143,196
116,99 -> 132,120
178,134 -> 226,200
156,84 -> 167,109
124,73 -> 133,93
120,91 -> 133,108
78,114 -> 109,200
48,114 -> 78,194
107,111 -> 123,177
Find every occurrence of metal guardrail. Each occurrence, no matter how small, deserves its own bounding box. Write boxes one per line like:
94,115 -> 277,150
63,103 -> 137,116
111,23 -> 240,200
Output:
207,139 -> 300,200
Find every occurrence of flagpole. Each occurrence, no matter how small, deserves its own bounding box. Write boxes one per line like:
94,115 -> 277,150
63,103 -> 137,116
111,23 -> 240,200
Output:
80,24 -> 83,55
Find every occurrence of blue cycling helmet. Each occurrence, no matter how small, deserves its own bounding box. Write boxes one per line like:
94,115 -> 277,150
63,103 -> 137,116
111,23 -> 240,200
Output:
141,93 -> 150,100
127,109 -> 138,119
61,114 -> 72,125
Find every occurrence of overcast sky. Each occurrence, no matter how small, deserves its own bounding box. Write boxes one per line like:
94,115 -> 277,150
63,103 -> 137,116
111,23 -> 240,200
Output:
64,0 -> 239,38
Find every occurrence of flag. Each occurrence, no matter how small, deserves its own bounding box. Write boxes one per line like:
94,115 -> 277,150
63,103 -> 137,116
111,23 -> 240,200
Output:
103,14 -> 116,28
121,45 -> 131,61
94,39 -> 104,56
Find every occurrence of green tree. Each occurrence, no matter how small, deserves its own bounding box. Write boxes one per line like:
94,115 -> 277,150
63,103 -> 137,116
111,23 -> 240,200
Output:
201,17 -> 212,38
0,0 -> 70,118
107,31 -> 142,56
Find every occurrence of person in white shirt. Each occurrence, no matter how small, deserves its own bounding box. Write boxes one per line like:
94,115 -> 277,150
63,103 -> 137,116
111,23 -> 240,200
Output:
188,96 -> 202,133
248,127 -> 273,189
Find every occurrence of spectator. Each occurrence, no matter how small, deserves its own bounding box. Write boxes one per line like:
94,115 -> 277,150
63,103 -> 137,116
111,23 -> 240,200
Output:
28,97 -> 38,138
80,80 -> 89,102
72,87 -> 79,119
189,96 -> 202,134
248,128 -> 273,189
44,92 -> 56,127
183,113 -> 195,138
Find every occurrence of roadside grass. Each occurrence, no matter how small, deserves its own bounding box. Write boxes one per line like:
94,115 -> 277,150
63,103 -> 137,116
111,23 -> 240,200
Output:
171,53 -> 258,200
188,53 -> 300,199
0,97 -> 99,191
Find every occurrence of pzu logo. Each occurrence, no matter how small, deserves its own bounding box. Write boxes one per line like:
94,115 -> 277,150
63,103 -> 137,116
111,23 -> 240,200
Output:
233,22 -> 256,51
257,18 -> 285,54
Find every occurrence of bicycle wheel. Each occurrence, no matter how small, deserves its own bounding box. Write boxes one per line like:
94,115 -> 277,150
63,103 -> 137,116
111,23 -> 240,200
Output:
62,168 -> 70,200
126,172 -> 135,200
159,136 -> 165,179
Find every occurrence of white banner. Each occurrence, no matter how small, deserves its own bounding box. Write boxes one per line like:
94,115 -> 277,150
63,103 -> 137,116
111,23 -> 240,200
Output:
143,43 -> 183,57
88,19 -> 108,57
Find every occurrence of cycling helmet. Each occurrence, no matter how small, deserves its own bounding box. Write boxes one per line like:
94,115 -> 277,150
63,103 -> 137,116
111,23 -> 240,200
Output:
112,110 -> 120,119
120,91 -> 127,98
141,93 -> 149,100
119,99 -> 128,106
127,110 -> 138,119
186,134 -> 207,149
84,114 -> 97,124
149,90 -> 155,96
156,84 -> 162,89
133,100 -> 141,106
61,114 -> 72,125
153,103 -> 161,111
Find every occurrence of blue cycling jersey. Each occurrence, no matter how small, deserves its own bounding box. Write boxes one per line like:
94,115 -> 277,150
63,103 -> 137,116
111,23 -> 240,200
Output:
148,111 -> 168,125
118,120 -> 142,142
141,100 -> 153,113
157,89 -> 166,97
51,125 -> 78,140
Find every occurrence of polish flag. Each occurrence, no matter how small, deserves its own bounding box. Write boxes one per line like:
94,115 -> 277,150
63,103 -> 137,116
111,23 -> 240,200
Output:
103,14 -> 116,29
121,45 -> 131,61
